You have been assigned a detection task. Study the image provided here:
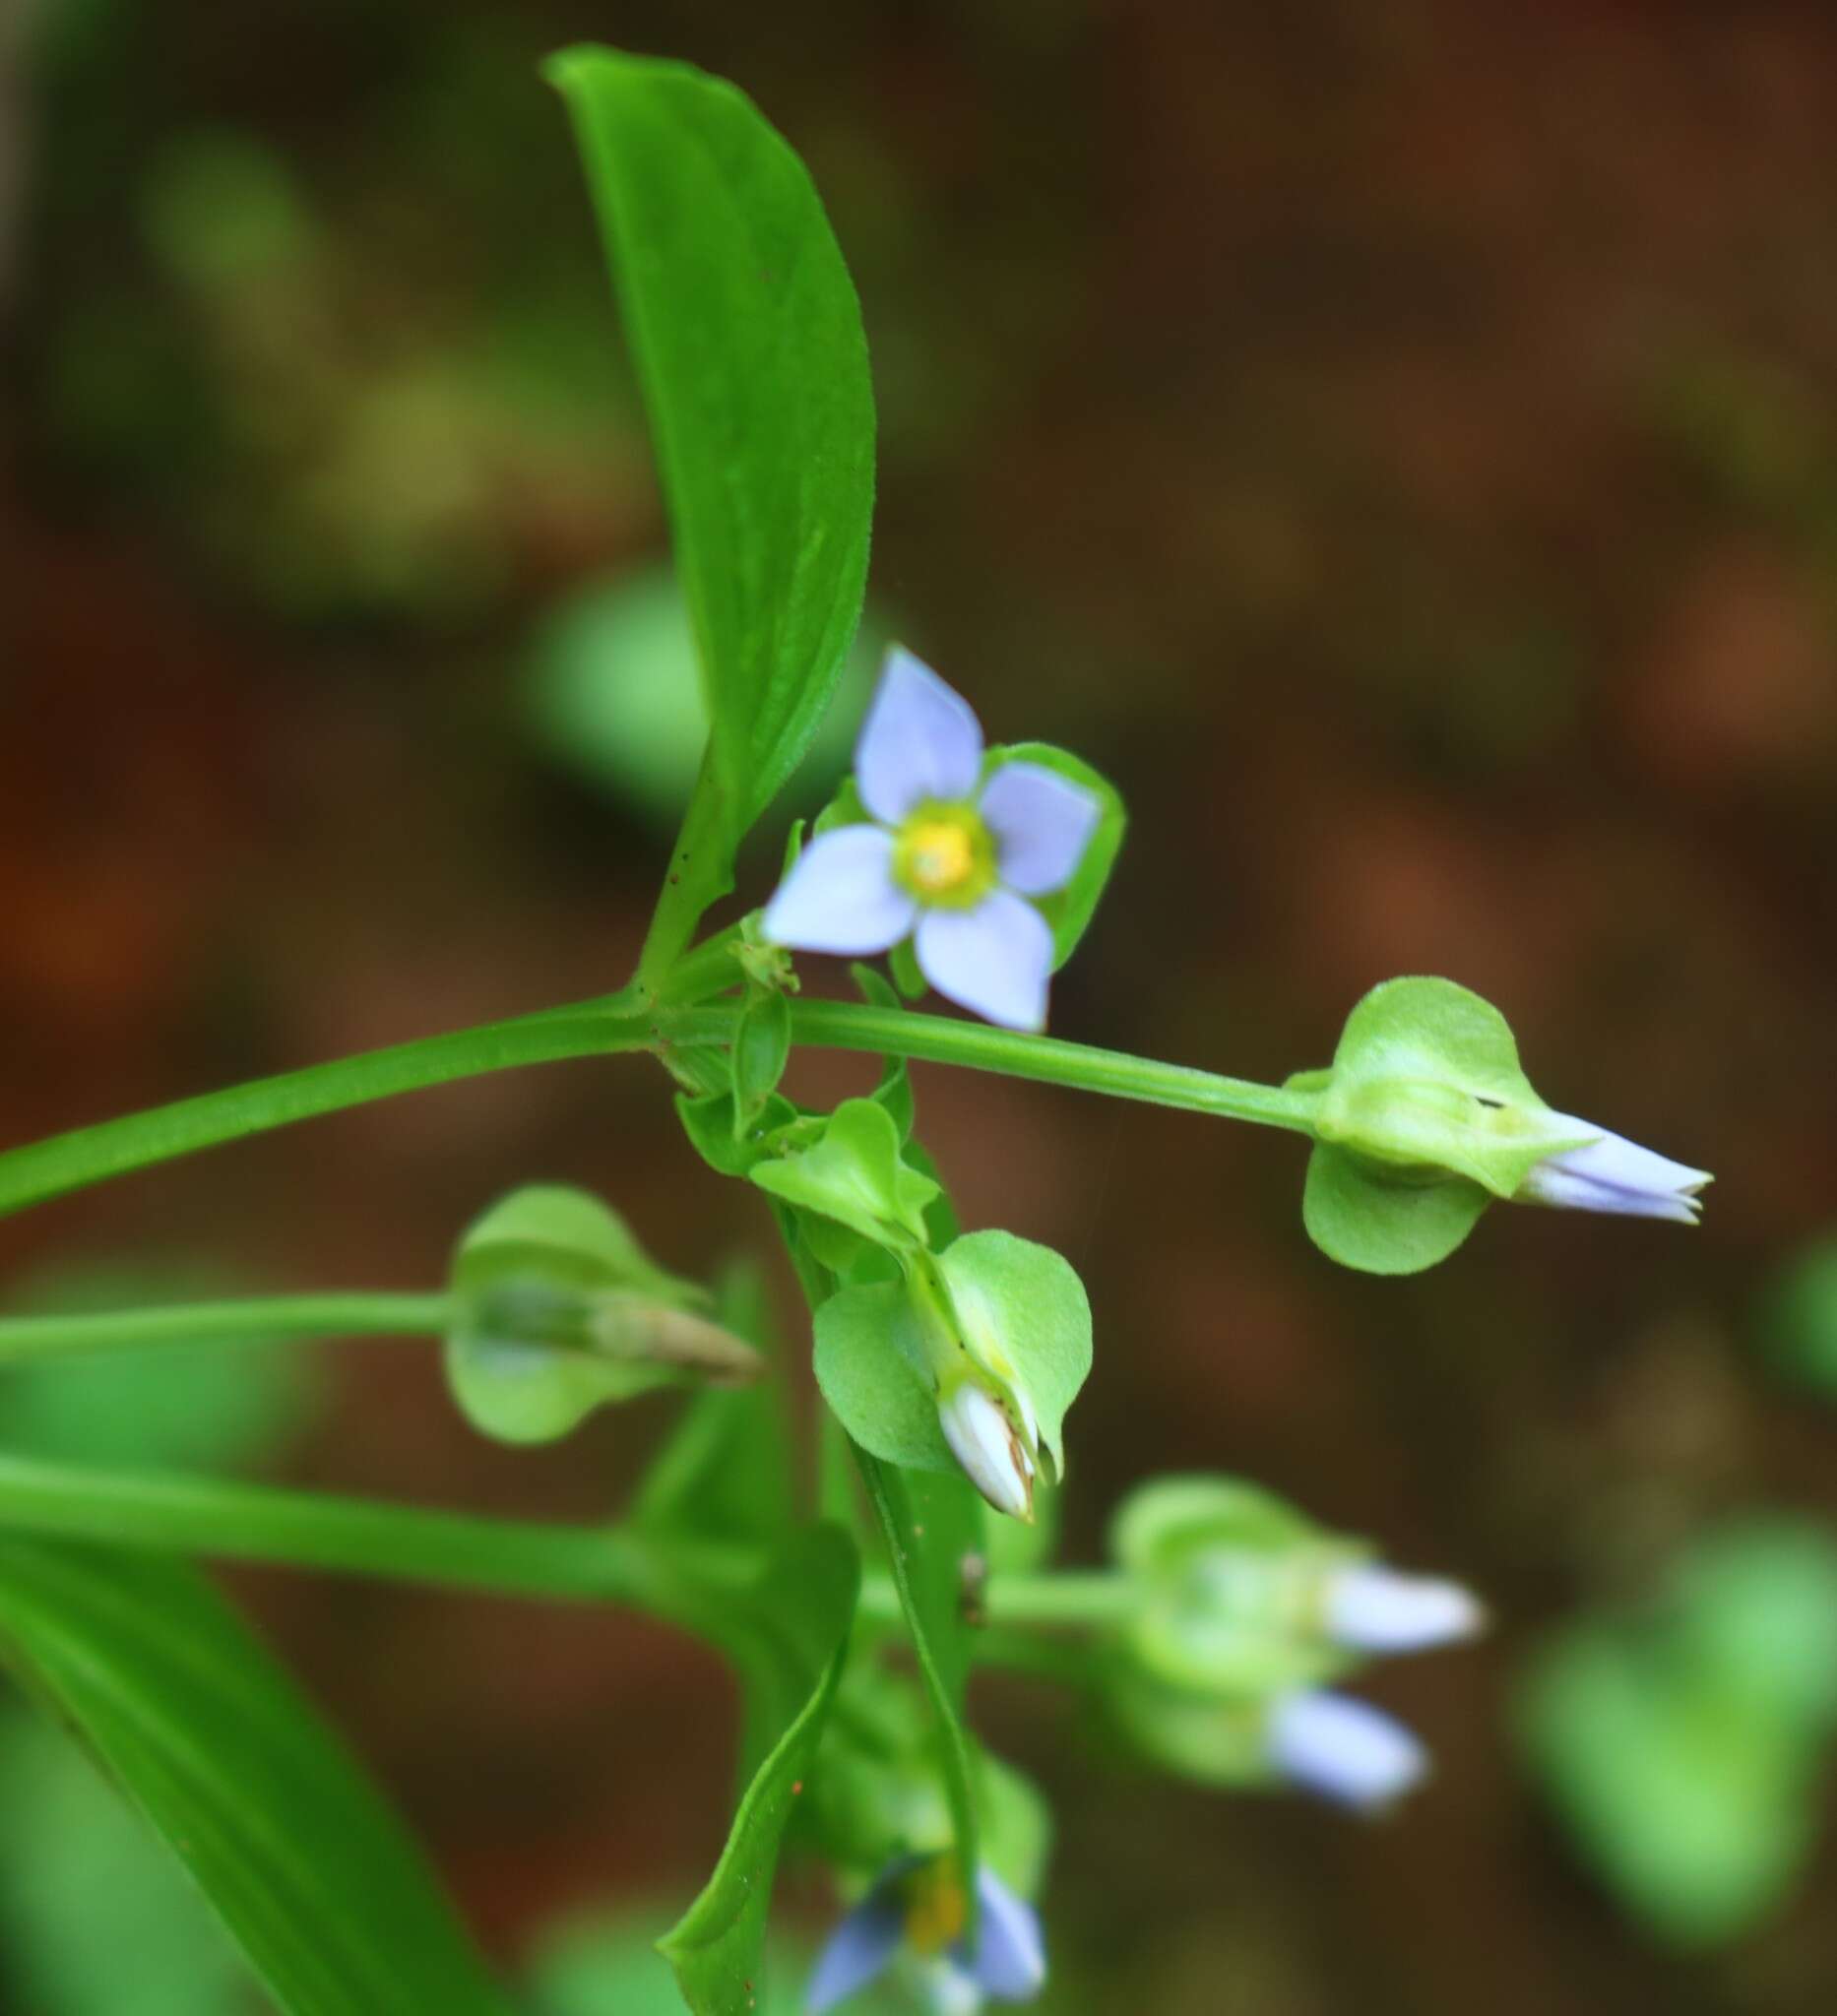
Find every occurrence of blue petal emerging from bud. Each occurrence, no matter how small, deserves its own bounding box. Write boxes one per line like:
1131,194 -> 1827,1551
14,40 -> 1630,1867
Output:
1517,1115 -> 1710,1225
1267,1689 -> 1428,1811
1324,1564 -> 1487,1655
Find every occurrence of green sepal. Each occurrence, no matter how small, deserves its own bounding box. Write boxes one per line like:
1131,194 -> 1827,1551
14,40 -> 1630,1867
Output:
748,1099 -> 938,1251
444,1186 -> 756,1445
730,986 -> 792,1136
812,775 -> 868,837
1103,1666 -> 1275,1790
888,940 -> 927,999
1301,1142 -> 1490,1277
852,963 -> 916,1141
982,741 -> 1124,971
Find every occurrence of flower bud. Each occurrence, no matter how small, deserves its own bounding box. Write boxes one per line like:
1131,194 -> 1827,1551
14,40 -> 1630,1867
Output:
1266,1689 -> 1427,1810
1323,1565 -> 1487,1654
1293,977 -> 1711,1273
1515,1114 -> 1710,1224
938,1379 -> 1034,1521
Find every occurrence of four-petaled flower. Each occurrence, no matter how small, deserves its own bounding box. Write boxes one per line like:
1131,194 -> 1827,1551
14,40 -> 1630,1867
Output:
764,649 -> 1101,1032
1516,1115 -> 1711,1224
807,1856 -> 1045,2014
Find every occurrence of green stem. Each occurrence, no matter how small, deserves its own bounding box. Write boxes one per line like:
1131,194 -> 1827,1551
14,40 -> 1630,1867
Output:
673,999 -> 1318,1132
980,1570 -> 1136,1630
0,1455 -> 749,1624
856,1569 -> 1131,1632
0,1292 -> 451,1364
0,997 -> 655,1223
636,781 -> 735,996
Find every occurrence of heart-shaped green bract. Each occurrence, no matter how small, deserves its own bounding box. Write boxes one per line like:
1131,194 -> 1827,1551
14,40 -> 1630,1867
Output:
446,1186 -> 714,1444
1300,1141 -> 1491,1276
749,1100 -> 938,1250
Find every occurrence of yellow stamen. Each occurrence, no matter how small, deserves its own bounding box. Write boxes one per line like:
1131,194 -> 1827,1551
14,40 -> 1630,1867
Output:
903,1861 -> 968,1956
904,819 -> 976,897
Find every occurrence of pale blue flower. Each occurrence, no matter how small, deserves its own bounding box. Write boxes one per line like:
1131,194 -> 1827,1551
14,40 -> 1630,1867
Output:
807,1858 -> 1045,2014
1266,1688 -> 1427,1811
1516,1115 -> 1710,1225
764,649 -> 1101,1032
1323,1564 -> 1486,1655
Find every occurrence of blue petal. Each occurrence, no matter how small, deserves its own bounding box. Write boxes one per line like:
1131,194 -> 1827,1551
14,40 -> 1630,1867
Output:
978,761 -> 1102,898
806,1888 -> 906,2013
964,1867 -> 1046,2000
763,826 -> 916,955
1266,1689 -> 1427,1811
855,648 -> 984,824
916,891 -> 1053,1032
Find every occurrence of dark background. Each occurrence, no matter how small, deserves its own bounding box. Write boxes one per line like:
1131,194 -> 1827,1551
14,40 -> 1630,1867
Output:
6,3 -> 1837,2011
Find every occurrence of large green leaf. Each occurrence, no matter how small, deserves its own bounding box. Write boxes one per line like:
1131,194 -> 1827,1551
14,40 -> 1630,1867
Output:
659,1525 -> 858,2016
0,1539 -> 509,2016
548,46 -> 875,874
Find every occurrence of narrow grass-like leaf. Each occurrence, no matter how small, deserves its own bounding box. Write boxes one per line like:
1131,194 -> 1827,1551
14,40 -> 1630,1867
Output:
0,1539 -> 509,2016
853,1449 -> 982,1920
659,1525 -> 858,2015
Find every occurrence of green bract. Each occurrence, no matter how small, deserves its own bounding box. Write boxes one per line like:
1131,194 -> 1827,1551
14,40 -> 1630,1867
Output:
1293,976 -> 1591,1275
748,1099 -> 939,1252
1103,1670 -> 1273,1790
1109,1478 -> 1362,1697
445,1187 -> 757,1445
811,1232 -> 1092,1485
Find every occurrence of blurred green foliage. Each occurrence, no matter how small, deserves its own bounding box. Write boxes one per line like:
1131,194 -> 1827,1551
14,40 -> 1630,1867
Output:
1519,1520 -> 1837,1948
0,1258 -> 323,2013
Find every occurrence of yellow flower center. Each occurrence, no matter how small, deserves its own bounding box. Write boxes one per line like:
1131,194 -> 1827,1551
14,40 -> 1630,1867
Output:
902,1858 -> 968,1956
892,805 -> 993,909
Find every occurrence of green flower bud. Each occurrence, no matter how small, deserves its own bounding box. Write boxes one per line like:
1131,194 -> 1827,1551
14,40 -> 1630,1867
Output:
444,1185 -> 760,1444
1103,1476 -> 1485,1702
1291,976 -> 1708,1274
809,1231 -> 1092,1521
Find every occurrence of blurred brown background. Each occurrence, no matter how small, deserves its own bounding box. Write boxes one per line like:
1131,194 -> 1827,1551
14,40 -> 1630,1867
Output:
5,2 -> 1837,2012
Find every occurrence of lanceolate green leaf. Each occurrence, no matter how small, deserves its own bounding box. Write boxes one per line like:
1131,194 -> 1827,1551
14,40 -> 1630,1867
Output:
548,45 -> 875,914
853,1450 -> 982,1925
659,1525 -> 858,2016
0,1539 -> 509,2016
